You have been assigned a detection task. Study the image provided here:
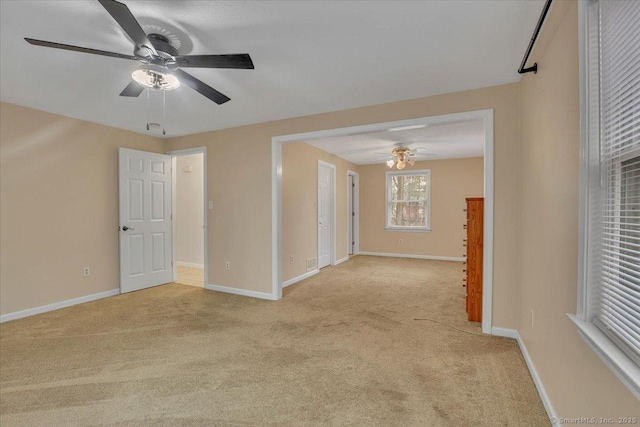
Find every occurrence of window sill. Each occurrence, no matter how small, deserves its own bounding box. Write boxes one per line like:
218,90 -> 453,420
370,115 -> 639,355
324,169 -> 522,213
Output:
567,314 -> 640,400
384,227 -> 431,233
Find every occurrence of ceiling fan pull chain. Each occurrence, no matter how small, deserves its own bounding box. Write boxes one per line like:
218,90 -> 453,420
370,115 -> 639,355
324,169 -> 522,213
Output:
162,90 -> 166,136
146,88 -> 150,131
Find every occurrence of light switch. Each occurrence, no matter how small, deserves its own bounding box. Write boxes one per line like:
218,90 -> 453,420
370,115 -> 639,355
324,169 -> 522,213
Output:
208,201 -> 213,210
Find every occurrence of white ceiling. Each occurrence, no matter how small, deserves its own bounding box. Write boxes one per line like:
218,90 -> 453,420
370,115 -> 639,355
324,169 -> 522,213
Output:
306,119 -> 484,165
0,1 -> 543,138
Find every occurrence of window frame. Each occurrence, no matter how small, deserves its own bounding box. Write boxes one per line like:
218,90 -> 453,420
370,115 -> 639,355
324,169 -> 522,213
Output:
384,169 -> 431,232
571,0 -> 640,400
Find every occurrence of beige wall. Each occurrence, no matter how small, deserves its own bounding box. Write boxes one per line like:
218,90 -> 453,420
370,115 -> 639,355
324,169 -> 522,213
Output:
359,157 -> 483,258
176,153 -> 204,267
165,83 -> 521,327
0,102 -> 164,314
282,142 -> 359,281
518,0 -> 638,417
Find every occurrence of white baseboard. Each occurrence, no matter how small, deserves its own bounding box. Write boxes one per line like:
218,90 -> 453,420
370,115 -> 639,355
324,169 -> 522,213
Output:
491,327 -> 559,426
205,283 -> 277,300
0,288 -> 120,323
491,327 -> 519,339
282,269 -> 319,288
177,261 -> 204,269
357,252 -> 465,262
334,257 -> 349,265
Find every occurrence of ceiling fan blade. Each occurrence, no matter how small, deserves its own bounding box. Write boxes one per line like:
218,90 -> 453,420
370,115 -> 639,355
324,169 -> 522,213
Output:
119,80 -> 144,97
24,38 -> 138,60
97,0 -> 157,56
174,54 -> 255,69
174,69 -> 230,105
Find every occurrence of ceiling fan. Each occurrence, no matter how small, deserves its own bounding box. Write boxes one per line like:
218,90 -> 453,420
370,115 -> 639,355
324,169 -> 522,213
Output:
24,0 -> 254,105
374,146 -> 436,169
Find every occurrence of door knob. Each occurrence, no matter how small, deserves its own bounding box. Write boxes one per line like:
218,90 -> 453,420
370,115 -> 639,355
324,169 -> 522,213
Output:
122,226 -> 135,231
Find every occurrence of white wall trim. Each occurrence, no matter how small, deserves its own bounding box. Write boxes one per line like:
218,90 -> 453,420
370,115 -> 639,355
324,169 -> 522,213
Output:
482,110 -> 494,334
177,261 -> 204,269
205,284 -> 277,300
272,140 -> 283,300
335,256 -> 349,265
167,146 -> 208,291
357,252 -> 464,262
347,170 -> 360,255
489,328 -> 560,426
0,289 -> 120,323
272,109 -> 494,333
569,314 -> 640,400
491,327 -> 519,339
517,331 -> 560,426
171,156 -> 178,282
282,269 -> 319,288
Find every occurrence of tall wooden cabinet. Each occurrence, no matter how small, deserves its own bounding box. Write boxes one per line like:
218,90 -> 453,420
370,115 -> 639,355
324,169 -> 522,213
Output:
464,198 -> 484,322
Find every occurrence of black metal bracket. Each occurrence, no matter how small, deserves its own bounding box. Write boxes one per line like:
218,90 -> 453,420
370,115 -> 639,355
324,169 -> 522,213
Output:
517,0 -> 553,75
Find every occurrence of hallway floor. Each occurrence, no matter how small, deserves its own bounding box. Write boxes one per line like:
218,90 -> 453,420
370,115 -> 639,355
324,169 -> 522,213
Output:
176,265 -> 204,287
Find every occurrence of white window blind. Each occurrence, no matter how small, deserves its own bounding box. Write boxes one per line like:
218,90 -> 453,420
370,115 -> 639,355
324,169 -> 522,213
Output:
589,0 -> 640,366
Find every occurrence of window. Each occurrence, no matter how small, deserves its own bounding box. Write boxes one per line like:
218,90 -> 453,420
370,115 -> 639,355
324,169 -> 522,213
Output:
385,170 -> 430,231
574,0 -> 640,398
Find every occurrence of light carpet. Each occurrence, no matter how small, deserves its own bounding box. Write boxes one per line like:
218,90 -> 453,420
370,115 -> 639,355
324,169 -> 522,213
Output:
0,256 -> 548,426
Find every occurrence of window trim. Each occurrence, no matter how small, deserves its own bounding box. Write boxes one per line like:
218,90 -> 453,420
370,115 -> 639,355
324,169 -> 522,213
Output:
384,169 -> 431,232
572,0 -> 640,400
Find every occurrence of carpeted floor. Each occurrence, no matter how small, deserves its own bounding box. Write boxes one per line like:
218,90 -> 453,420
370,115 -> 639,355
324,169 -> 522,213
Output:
176,265 -> 204,288
0,256 -> 548,426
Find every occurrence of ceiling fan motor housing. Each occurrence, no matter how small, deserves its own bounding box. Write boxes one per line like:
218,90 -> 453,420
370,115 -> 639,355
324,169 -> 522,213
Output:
147,33 -> 178,58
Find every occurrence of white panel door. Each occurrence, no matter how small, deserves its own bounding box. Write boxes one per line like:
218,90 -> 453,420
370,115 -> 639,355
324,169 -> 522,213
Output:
119,148 -> 173,293
318,163 -> 333,269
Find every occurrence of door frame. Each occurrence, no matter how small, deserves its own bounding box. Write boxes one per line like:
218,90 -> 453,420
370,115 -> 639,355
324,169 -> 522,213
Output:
166,146 -> 208,288
317,160 -> 337,269
347,170 -> 360,255
272,109 -> 494,334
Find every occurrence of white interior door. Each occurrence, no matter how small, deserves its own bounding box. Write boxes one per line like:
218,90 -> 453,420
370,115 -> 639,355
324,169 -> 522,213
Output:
318,162 -> 333,269
119,148 -> 173,293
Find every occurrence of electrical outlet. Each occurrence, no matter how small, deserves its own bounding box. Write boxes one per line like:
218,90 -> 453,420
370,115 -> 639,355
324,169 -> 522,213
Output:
83,267 -> 90,277
530,309 -> 534,327
225,261 -> 231,270
290,255 -> 294,264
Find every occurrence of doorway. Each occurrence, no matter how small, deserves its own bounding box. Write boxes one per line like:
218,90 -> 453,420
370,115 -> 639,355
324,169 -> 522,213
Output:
168,147 -> 208,288
272,109 -> 494,334
318,160 -> 336,269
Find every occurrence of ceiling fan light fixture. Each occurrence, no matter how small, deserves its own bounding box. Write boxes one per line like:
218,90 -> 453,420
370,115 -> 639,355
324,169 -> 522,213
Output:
132,64 -> 180,91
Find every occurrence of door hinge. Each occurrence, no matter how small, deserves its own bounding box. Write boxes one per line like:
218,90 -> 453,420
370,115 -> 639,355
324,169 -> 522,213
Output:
171,261 -> 173,267
352,212 -> 355,216
352,183 -> 355,187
